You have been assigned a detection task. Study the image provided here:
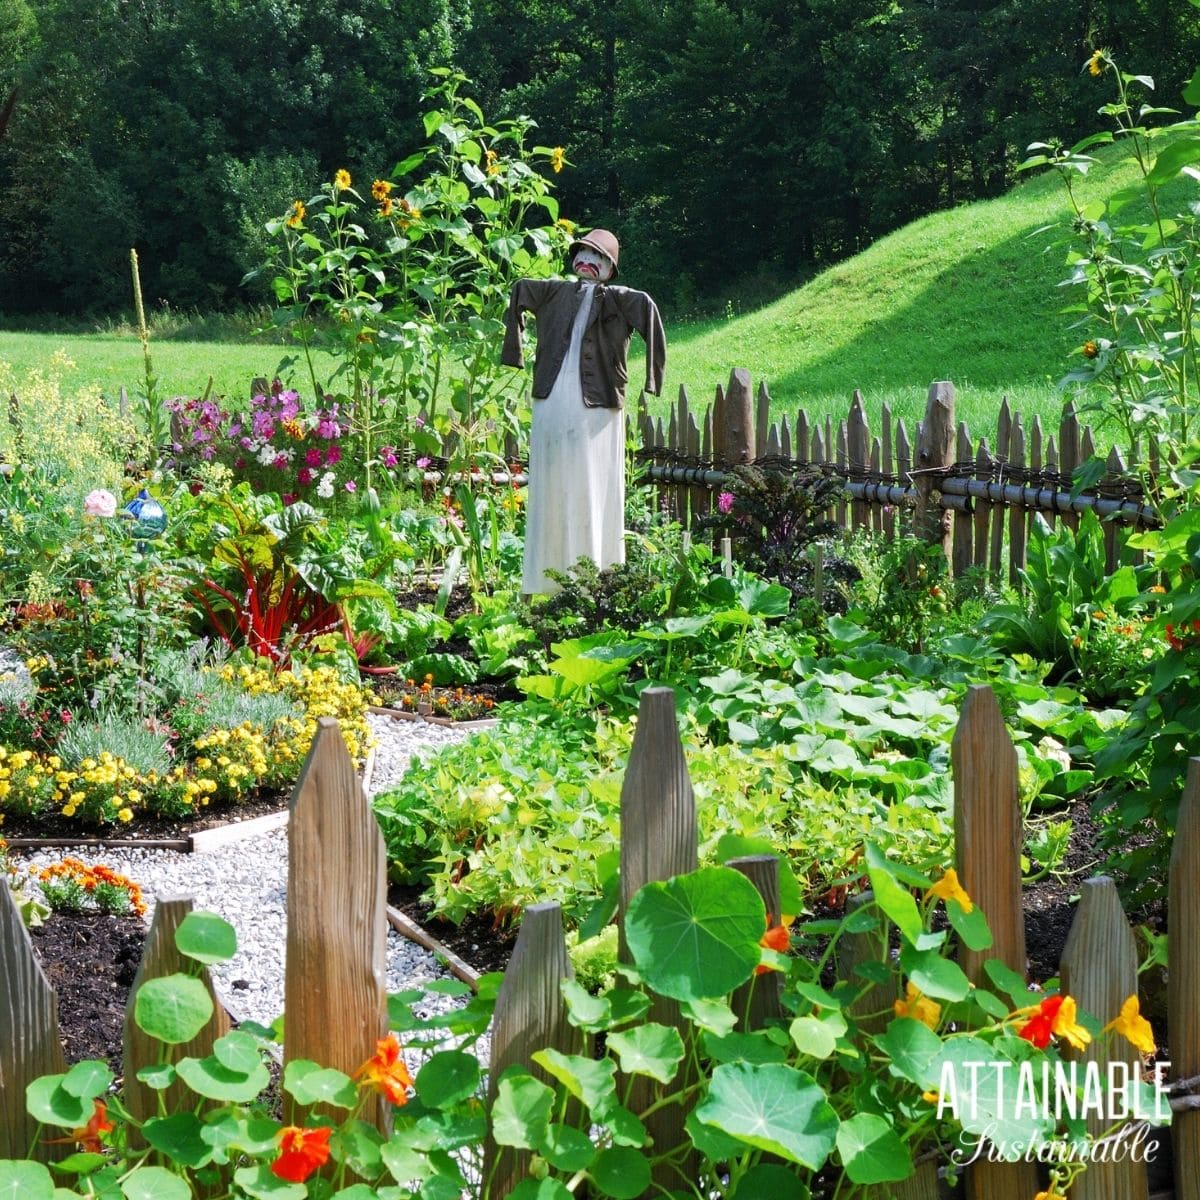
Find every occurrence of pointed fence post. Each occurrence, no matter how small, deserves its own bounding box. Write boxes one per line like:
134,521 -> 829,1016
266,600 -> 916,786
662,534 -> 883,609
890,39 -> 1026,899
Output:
952,684 -> 1039,1198
728,855 -> 783,1030
1171,759 -> 1200,1200
124,895 -> 233,1137
1059,878 -> 1148,1200
837,890 -> 897,1035
0,881 -> 67,1160
484,902 -> 582,1198
721,369 -> 755,466
619,687 -> 698,1194
285,718 -> 389,1129
914,381 -> 956,563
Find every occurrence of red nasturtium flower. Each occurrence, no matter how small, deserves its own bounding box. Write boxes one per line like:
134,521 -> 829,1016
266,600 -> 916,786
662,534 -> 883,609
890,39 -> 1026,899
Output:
271,1125 -> 333,1182
756,915 -> 790,975
74,1100 -> 114,1152
354,1034 -> 414,1106
1018,993 -> 1090,1051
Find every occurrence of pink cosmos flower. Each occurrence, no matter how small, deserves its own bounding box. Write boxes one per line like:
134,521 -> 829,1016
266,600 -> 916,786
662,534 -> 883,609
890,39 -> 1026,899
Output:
305,448 -> 323,468
345,480 -> 357,493
83,489 -> 117,518
273,453 -> 289,469
717,491 -> 735,513
282,493 -> 298,506
416,456 -> 431,470
325,446 -> 341,465
380,446 -> 398,468
297,467 -> 313,486
317,418 -> 340,439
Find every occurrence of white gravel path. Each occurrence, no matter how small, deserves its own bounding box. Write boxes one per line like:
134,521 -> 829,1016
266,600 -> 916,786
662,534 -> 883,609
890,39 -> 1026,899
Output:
13,712 -> 476,1032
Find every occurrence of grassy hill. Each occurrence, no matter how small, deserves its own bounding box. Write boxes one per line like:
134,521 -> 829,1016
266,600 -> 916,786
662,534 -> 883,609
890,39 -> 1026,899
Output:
0,139 -> 1172,436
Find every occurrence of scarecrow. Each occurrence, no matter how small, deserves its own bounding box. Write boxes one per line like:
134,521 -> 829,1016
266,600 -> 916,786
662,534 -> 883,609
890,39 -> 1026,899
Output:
502,229 -> 666,594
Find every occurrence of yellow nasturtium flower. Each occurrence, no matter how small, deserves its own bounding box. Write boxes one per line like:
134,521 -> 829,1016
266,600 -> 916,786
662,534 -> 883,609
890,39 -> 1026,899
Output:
894,982 -> 941,1029
1104,995 -> 1156,1056
925,867 -> 974,913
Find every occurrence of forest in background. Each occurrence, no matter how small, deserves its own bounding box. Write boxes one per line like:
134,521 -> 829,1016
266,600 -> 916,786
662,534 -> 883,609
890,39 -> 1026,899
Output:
2,0 -> 1199,316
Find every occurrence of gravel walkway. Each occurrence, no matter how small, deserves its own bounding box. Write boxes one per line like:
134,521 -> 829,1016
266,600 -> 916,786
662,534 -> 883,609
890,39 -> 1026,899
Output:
14,713 -> 474,1031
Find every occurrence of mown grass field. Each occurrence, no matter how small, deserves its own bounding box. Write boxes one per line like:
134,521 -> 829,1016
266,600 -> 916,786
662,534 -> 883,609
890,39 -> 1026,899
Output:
0,138 -> 1169,439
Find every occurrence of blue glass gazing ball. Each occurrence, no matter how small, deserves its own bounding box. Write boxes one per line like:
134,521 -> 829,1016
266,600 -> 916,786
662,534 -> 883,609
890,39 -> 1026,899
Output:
123,489 -> 167,539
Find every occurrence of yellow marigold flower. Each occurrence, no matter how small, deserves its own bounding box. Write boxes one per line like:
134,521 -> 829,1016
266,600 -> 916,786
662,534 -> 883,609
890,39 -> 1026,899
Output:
894,981 -> 941,1030
62,804 -> 76,817
334,169 -> 352,190
1104,995 -> 1156,1055
286,200 -> 305,229
371,178 -> 392,201
118,808 -> 133,823
550,146 -> 565,173
1088,49 -> 1105,76
926,866 -> 973,912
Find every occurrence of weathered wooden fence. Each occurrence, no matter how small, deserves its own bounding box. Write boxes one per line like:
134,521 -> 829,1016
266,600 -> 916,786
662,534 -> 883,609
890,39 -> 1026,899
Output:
3,703 -> 1199,1199
636,372 -> 1161,582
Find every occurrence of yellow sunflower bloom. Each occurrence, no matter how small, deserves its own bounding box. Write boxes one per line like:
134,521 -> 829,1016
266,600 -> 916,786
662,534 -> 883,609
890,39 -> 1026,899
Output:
371,178 -> 392,201
550,146 -> 566,174
286,200 -> 305,228
334,168 -> 352,190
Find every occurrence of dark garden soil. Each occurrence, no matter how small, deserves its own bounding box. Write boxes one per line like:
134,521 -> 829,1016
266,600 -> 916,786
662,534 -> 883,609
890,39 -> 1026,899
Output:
389,882 -> 517,976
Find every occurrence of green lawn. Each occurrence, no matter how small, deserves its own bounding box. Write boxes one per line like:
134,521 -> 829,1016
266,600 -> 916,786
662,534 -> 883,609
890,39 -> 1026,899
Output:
0,139 -> 1164,441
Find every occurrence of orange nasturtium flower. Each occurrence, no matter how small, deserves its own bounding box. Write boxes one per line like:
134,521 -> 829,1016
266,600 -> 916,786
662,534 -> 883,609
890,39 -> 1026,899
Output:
75,1100 -> 114,1152
1035,1189 -> 1068,1200
894,982 -> 941,1029
354,1034 -> 414,1106
756,915 -> 790,975
286,200 -> 305,228
1104,995 -> 1156,1056
1018,993 -> 1091,1051
271,1125 -> 333,1182
925,867 -> 974,913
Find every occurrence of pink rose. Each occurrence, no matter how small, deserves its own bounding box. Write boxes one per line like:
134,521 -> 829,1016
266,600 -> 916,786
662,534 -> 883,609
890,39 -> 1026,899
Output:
83,489 -> 118,518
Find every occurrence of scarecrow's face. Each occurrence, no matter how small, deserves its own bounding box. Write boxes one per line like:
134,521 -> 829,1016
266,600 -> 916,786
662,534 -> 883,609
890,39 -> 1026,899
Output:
572,247 -> 614,282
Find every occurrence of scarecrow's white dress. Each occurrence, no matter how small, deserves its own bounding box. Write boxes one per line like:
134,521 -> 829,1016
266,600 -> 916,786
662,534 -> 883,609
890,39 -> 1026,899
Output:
522,283 -> 625,595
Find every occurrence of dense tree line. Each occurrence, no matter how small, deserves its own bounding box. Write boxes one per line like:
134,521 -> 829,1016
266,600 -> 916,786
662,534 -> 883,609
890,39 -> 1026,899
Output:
1,0 -> 1198,314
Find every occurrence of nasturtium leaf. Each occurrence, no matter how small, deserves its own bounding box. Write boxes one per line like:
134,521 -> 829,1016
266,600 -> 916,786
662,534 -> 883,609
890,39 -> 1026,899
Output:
899,944 -> 971,1002
532,1049 -> 617,1116
137,1063 -> 176,1089
864,844 -> 922,945
695,1063 -> 838,1168
606,1024 -> 685,1084
491,1071 -> 554,1149
45,1152 -> 106,1175
61,1060 -> 112,1100
836,1113 -> 912,1184
418,1176 -> 464,1200
686,1107 -> 743,1160
213,1029 -> 262,1075
603,1104 -> 648,1147
536,1123 -> 596,1173
24,1075 -> 91,1127
507,1180 -> 572,1200
680,997 -> 738,1036
876,1017 -> 944,1089
714,835 -> 804,919
176,1054 -> 270,1103
330,1186 -> 379,1200
416,1051 -> 481,1109
561,980 -> 611,1031
703,1030 -> 789,1065
202,1112 -> 279,1158
605,988 -> 652,1028
946,900 -> 992,952
175,911 -> 237,965
625,867 -> 765,1001
282,1061 -> 357,1109
134,974 -> 214,1044
729,1162 -> 809,1196
971,988 -> 1011,1022
423,978 -> 473,997
590,1146 -> 652,1198
233,1163 -> 306,1200
984,958 -> 1035,1007
380,1140 -> 434,1187
789,1016 -> 837,1060
0,1161 -> 54,1200
143,1113 -> 212,1167
120,1166 -> 192,1200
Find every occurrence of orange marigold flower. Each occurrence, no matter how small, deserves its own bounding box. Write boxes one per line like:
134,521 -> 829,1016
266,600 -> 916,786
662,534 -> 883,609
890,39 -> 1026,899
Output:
756,914 -> 790,975
354,1035 -> 414,1106
271,1125 -> 333,1182
286,200 -> 305,228
371,178 -> 393,201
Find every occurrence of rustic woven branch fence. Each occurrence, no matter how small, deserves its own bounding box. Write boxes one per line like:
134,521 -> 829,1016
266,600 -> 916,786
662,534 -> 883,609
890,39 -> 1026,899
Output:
636,372 -> 1160,582
3,706 -> 1198,1200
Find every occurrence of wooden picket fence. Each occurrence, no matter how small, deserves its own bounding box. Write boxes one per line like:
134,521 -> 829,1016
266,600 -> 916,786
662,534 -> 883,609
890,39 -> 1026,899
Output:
635,372 -> 1161,583
3,704 -> 1199,1199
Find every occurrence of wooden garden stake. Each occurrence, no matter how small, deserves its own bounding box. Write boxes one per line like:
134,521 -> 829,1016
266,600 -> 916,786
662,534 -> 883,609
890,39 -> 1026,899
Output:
0,879 -> 67,1160
284,718 -> 389,1129
1060,878 -> 1148,1200
1171,758 -> 1200,1200
484,902 -> 583,1198
952,684 -> 1039,1197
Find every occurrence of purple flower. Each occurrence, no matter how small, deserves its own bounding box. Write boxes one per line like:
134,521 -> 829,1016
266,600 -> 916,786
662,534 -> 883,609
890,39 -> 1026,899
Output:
297,467 -> 313,486
282,493 -> 298,506
317,418 -> 341,439
344,479 -> 357,493
717,491 -> 735,513
251,412 -> 275,439
305,448 -> 323,468
325,446 -> 341,465
278,390 -> 301,420
416,456 -> 431,470
414,415 -> 426,428
380,445 -> 398,468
